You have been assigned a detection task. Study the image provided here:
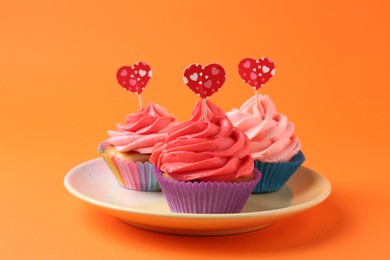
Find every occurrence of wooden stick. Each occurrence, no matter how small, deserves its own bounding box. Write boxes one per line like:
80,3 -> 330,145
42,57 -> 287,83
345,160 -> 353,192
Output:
202,98 -> 207,121
138,93 -> 143,109
254,88 -> 259,109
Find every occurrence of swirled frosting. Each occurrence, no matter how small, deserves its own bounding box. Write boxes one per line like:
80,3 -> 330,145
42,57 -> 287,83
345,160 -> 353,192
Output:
226,95 -> 301,162
106,103 -> 176,154
150,100 -> 254,182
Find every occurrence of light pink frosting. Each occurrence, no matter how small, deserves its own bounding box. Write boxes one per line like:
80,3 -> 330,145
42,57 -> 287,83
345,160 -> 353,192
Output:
106,103 -> 176,154
226,95 -> 301,162
150,100 -> 254,182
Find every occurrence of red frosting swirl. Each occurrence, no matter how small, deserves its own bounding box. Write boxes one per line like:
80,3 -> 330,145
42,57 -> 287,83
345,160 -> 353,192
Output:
150,100 -> 254,182
106,103 -> 176,154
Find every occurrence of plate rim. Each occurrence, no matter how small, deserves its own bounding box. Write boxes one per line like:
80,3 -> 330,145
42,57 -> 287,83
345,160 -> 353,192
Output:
64,158 -> 332,220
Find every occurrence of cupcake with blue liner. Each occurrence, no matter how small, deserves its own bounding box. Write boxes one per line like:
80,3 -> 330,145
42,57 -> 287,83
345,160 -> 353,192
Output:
226,57 -> 305,193
226,95 -> 305,193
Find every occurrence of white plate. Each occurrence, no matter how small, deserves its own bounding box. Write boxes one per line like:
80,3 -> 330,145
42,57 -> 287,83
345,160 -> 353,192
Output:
64,158 -> 331,236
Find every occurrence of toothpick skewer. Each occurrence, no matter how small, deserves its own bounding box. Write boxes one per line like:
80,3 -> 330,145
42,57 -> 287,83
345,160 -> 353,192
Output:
138,94 -> 143,109
202,98 -> 207,120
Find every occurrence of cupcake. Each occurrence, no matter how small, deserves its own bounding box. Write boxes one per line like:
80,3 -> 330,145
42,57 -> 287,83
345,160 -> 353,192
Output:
150,100 -> 261,213
98,102 -> 176,191
226,95 -> 305,193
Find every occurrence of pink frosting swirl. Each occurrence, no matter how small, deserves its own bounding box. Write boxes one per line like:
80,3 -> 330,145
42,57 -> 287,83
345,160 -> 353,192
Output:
226,95 -> 301,162
106,103 -> 176,154
150,100 -> 254,182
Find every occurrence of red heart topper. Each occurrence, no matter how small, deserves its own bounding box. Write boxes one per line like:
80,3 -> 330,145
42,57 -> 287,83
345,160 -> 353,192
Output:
116,62 -> 152,94
183,63 -> 226,99
238,57 -> 275,90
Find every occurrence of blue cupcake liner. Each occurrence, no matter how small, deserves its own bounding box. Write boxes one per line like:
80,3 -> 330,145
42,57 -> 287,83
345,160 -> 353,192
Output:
252,151 -> 305,193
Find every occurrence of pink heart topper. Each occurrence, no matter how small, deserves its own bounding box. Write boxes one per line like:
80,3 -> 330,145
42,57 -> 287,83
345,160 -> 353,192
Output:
238,57 -> 275,90
183,63 -> 226,99
116,62 -> 152,94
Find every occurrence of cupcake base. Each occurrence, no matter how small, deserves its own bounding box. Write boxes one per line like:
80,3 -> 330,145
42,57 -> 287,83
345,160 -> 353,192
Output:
252,150 -> 305,193
98,141 -> 160,191
154,168 -> 261,214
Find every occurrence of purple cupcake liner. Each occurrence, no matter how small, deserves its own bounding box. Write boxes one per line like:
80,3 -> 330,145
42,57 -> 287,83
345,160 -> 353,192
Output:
98,142 -> 160,191
252,150 -> 305,193
154,168 -> 261,214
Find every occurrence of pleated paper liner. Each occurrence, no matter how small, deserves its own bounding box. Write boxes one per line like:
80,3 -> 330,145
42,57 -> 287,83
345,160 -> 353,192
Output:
154,168 -> 261,214
252,150 -> 305,193
98,142 -> 160,191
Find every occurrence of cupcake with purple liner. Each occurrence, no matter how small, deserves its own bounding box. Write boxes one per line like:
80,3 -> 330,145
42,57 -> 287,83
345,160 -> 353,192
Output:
226,95 -> 305,193
150,100 -> 261,213
98,102 -> 176,191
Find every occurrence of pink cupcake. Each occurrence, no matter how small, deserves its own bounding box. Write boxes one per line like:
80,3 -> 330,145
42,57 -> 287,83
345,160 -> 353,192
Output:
226,95 -> 305,193
98,102 -> 176,191
150,100 -> 261,213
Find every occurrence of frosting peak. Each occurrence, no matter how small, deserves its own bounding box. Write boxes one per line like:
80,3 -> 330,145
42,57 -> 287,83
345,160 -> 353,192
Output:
226,95 -> 301,162
150,100 -> 254,182
106,103 -> 176,154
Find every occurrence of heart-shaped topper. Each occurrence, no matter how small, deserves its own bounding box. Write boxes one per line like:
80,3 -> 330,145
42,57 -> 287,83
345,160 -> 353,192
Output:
116,62 -> 152,94
238,57 -> 275,90
183,63 -> 226,99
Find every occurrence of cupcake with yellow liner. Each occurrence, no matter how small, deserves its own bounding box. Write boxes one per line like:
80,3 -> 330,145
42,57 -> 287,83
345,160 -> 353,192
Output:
98,62 -> 176,191
151,99 -> 261,214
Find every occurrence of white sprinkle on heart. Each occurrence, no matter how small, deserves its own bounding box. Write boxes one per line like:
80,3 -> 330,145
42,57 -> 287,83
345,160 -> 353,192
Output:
204,80 -> 212,88
243,61 -> 251,68
120,69 -> 127,76
190,73 -> 198,81
183,77 -> 188,84
271,68 -> 276,76
139,70 -> 146,77
262,66 -> 270,73
148,70 -> 152,77
211,67 -> 219,75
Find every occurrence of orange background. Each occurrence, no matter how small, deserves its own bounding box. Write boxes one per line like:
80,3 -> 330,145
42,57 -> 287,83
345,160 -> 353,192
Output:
1,0 -> 390,259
